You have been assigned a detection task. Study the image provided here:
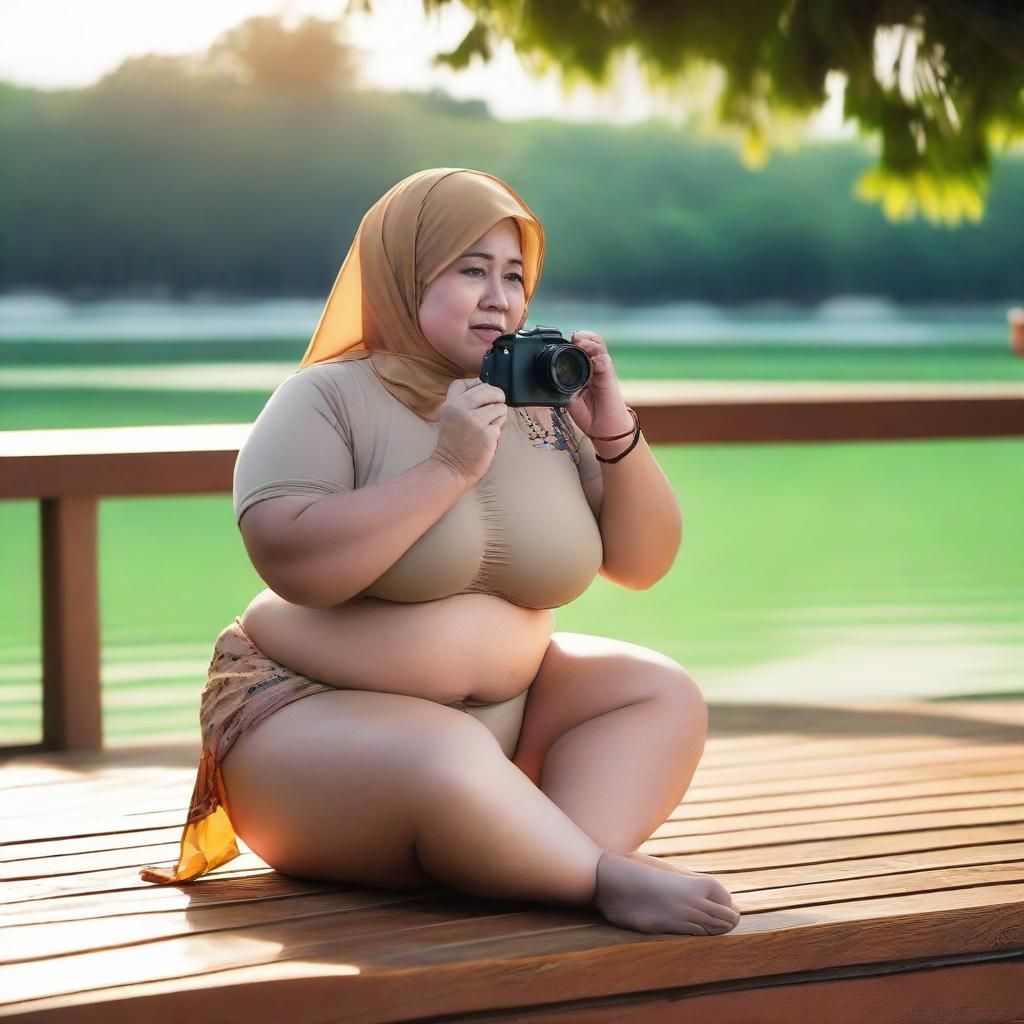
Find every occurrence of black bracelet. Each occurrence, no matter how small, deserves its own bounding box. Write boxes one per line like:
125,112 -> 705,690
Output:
595,422 -> 642,463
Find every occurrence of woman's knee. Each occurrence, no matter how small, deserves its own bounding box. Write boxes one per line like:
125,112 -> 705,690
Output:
664,662 -> 707,717
550,632 -> 706,710
647,659 -> 708,738
611,637 -> 707,719
612,642 -> 708,731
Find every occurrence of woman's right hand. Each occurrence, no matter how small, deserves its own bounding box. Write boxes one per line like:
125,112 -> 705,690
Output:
432,377 -> 508,487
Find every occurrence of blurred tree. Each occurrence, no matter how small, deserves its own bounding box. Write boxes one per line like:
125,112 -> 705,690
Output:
202,15 -> 362,96
346,0 -> 1024,226
5,7 -> 1023,301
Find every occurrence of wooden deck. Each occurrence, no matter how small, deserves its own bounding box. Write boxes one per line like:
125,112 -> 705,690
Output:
2,698 -> 1022,1022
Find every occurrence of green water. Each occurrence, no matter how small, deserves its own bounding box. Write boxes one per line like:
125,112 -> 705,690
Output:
2,342 -> 1021,745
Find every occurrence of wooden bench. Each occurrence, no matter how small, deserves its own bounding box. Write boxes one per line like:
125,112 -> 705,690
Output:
3,380 -> 1022,755
2,698 -> 1022,1021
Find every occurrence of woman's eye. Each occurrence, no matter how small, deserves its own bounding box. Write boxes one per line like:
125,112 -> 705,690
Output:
464,267 -> 524,283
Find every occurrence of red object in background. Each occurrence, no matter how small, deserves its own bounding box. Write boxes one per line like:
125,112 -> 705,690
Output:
1008,307 -> 1024,356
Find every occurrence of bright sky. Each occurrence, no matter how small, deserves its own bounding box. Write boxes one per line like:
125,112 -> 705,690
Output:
1,0 -> 854,134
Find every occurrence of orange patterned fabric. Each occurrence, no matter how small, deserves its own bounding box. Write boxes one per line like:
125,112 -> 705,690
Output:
138,619 -> 335,884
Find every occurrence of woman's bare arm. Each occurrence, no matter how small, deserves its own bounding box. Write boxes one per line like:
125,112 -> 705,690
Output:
239,453 -> 470,608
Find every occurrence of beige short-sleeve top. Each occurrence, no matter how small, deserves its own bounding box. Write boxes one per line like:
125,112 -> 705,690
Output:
233,359 -> 604,610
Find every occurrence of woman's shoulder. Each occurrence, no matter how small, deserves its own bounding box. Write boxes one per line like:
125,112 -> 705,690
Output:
276,357 -> 378,409
250,359 -> 380,447
290,356 -> 373,388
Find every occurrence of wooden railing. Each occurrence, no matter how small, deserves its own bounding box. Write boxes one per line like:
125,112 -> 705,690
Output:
2,380 -> 1022,754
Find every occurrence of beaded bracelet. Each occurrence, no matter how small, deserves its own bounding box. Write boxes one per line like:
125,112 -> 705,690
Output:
588,407 -> 642,464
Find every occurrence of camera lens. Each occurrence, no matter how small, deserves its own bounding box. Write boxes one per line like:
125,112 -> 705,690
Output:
538,344 -> 591,394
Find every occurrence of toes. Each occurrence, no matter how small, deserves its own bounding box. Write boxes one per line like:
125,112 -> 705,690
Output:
708,882 -> 738,910
677,922 -> 714,936
688,907 -> 735,933
702,899 -> 741,927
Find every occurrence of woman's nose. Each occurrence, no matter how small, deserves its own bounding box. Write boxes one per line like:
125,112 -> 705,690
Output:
482,279 -> 509,309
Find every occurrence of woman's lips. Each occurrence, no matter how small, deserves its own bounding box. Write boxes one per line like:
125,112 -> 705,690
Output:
472,327 -> 503,342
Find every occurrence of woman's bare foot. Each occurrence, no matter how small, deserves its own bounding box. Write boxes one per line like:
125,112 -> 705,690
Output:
595,850 -> 741,936
626,850 -> 707,877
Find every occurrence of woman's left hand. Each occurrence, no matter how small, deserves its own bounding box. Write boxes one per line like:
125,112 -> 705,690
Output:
565,330 -> 633,438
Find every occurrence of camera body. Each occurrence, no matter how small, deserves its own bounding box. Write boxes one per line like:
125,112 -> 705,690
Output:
479,326 -> 592,407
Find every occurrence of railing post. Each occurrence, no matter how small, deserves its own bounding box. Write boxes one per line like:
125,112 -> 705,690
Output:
40,496 -> 102,751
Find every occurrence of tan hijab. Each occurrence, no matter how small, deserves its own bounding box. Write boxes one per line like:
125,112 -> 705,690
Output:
299,168 -> 546,422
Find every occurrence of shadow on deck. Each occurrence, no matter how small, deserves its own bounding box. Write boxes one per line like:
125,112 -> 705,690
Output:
2,698 -> 1023,1023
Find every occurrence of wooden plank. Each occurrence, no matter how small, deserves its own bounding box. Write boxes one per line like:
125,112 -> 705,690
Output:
4,744 -> 1021,835
10,775 -> 1023,866
417,960 -> 1024,1023
0,449 -> 238,500
0,740 -> 202,775
621,380 -> 1024,404
683,840 -> 1024,890
4,733 -> 1019,794
647,811 -> 1024,860
439,957 -> 1024,1023
687,757 -> 1024,804
5,798 -> 1021,883
0,425 -> 251,460
5,860 -> 1023,965
687,743 -> 1024,791
5,815 -> 1023,915
39,497 -> 101,752
633,389 -> 1024,444
6,842 -> 1020,937
2,884 -> 1022,1022
670,787 -> 1024,836
717,693 -> 1024,731
53,732 -> 1024,794
703,698 -> 1024,734
9,776 -> 1024,863
7,752 -> 1017,825
9,956 -> 1024,1024
2,844 -> 269,883
0,814 -> 185,847
0,730 -> 874,782
700,735 -> 1024,771
0,860 -> 275,904
8,770 -> 1024,880
0,875 -> 353,925
676,771 -> 1024,819
2,383 -> 1022,500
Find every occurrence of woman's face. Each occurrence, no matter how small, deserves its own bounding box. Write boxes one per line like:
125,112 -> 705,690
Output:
418,218 -> 527,375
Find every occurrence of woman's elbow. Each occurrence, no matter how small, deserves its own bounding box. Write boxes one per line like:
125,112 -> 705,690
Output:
245,551 -> 345,609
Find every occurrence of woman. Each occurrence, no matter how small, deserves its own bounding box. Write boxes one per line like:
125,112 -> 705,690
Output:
140,168 -> 741,937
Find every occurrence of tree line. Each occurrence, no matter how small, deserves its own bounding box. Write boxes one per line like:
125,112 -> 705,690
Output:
1,51 -> 1022,305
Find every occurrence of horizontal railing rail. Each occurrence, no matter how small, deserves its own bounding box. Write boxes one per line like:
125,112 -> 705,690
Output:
2,380 -> 1022,754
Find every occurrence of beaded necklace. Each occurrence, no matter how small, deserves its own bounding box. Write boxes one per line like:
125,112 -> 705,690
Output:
515,406 -> 582,469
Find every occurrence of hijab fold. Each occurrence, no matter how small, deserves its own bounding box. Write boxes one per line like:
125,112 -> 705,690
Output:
299,168 -> 546,422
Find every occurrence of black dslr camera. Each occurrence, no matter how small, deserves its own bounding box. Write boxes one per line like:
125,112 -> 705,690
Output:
479,326 -> 592,407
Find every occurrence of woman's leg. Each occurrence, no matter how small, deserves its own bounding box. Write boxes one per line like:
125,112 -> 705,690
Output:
222,687 -> 599,902
220,687 -> 739,934
512,632 -> 709,855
